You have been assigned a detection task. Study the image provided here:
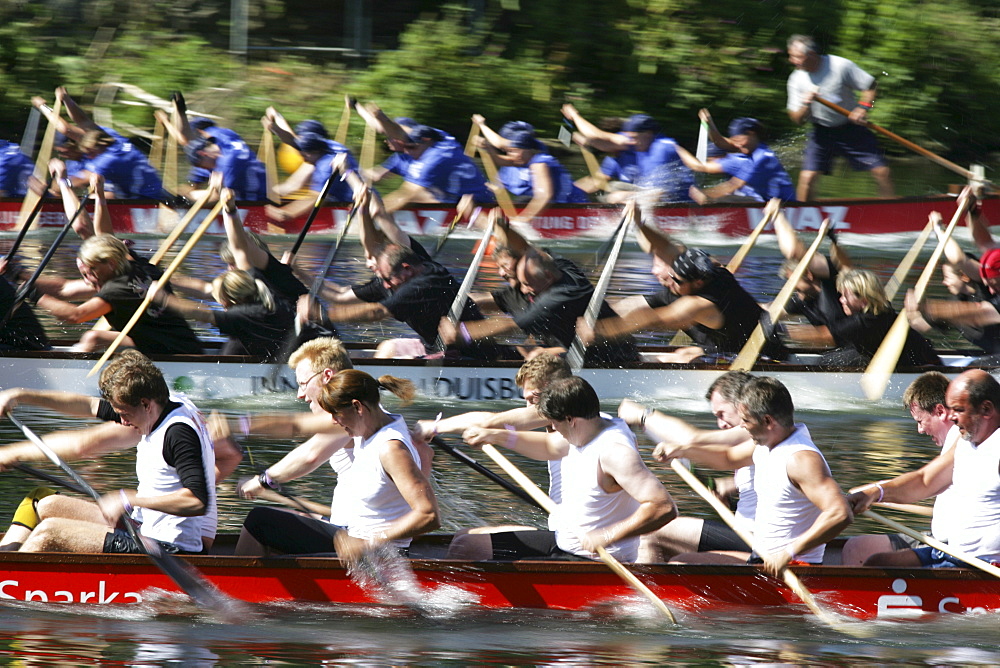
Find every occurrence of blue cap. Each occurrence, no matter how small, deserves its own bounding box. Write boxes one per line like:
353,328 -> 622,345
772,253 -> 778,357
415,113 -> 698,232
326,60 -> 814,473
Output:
190,117 -> 216,131
500,121 -> 535,139
506,129 -> 544,150
621,114 -> 659,134
184,137 -> 216,165
295,132 -> 330,155
394,117 -> 418,129
295,119 -> 328,138
406,125 -> 442,143
728,117 -> 762,137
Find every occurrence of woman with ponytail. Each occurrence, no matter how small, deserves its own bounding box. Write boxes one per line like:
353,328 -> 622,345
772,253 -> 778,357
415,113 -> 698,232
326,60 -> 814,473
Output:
158,268 -> 295,359
237,369 -> 439,563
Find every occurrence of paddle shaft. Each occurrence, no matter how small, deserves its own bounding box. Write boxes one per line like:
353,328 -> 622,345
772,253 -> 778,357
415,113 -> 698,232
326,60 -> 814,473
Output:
863,509 -> 1000,579
149,187 -> 216,265
87,199 -> 226,377
309,199 -> 361,298
477,147 -> 518,220
433,205 -> 481,258
15,463 -> 87,495
726,205 -> 777,274
873,501 -> 933,517
567,207 -> 632,371
481,443 -> 678,624
8,413 -> 230,611
884,218 -> 935,302
289,169 -> 338,258
669,459 -> 847,629
5,174 -> 55,260
431,437 -> 544,511
730,218 -> 830,371
814,97 -> 984,183
861,195 -> 973,399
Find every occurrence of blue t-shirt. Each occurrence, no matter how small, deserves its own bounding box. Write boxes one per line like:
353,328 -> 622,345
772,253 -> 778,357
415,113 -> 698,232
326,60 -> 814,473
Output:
310,140 -> 360,203
717,144 -> 796,202
402,139 -> 494,204
213,135 -> 267,201
601,135 -> 692,201
0,141 -> 34,197
499,152 -> 588,203
83,132 -> 164,199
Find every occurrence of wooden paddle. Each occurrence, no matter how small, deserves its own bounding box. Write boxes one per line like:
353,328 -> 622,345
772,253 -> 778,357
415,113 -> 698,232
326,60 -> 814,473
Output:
334,96 -> 352,146
148,113 -> 166,181
568,203 -> 634,371
258,125 -> 279,204
730,218 -> 831,371
5,174 -> 54,261
360,121 -> 376,183
435,209 -> 497,352
148,186 -> 216,265
236,475 -> 330,516
16,97 -> 62,230
463,121 -> 480,158
669,458 -> 856,631
87,199 -> 226,377
481,443 -> 678,624
8,413 -> 239,615
863,509 -> 1000,579
873,502 -> 933,517
814,97 -> 991,186
884,217 -> 935,302
861,195 -> 974,400
476,146 -> 519,220
726,204 -> 779,275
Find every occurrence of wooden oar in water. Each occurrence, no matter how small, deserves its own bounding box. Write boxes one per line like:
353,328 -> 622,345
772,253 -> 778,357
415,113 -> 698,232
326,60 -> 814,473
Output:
8,413 -> 241,616
87,199 -> 226,377
884,217 -> 936,303
481,443 -> 679,624
861,194 -> 974,400
730,218 -> 830,371
814,97 -> 992,186
670,459 -> 864,634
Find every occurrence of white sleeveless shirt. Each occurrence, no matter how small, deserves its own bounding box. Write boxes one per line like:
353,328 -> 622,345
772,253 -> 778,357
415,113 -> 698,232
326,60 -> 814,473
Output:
751,424 -> 828,564
134,396 -> 216,552
327,444 -> 355,526
330,414 -> 423,548
930,425 -> 960,542
552,417 -> 642,562
947,428 -> 1000,561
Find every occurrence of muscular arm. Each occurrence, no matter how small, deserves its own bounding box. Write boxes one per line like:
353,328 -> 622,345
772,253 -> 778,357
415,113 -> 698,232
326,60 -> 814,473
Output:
922,299 -> 1000,327
463,426 -> 569,461
35,294 -> 112,324
593,296 -> 722,340
772,204 -> 830,277
848,446 -> 955,512
781,450 -> 852,559
784,323 -> 837,347
514,161 -> 555,222
325,301 -> 391,323
0,421 -> 138,472
382,181 -> 441,212
222,193 -> 269,271
561,104 -> 631,152
674,143 -> 727,175
377,440 -> 440,540
238,431 -> 353,500
652,439 -> 756,470
414,405 -> 545,442
596,444 -> 677,546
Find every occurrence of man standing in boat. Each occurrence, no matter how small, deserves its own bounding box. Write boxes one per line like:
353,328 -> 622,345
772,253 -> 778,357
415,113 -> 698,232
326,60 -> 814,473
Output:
848,369 -> 1000,568
840,371 -> 959,565
462,376 -> 677,562
786,34 -> 894,200
0,350 -> 216,555
655,376 -> 852,577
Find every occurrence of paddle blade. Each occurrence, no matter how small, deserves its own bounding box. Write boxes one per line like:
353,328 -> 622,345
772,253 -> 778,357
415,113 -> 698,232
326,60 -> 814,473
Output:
696,121 -> 709,163
859,312 -> 911,400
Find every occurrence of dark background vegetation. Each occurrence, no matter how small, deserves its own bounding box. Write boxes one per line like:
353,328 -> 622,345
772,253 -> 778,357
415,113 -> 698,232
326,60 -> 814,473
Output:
1,0 -> 997,164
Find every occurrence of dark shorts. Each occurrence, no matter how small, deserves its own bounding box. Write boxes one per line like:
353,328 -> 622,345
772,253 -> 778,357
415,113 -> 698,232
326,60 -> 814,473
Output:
698,519 -> 751,553
102,529 -> 197,555
803,123 -> 888,174
244,506 -> 341,554
888,532 -> 924,551
490,530 -> 590,561
913,545 -> 967,569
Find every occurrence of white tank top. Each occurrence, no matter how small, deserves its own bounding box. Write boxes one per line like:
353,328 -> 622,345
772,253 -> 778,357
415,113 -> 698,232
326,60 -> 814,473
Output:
948,428 -> 1000,561
327,444 -> 355,525
751,424 -> 828,564
930,425 -> 960,541
134,396 -> 216,552
330,414 -> 423,548
733,464 -> 756,531
552,417 -> 642,562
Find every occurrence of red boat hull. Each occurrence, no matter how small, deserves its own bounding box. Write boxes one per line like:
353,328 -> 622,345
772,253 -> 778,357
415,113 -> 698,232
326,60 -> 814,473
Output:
0,551 -> 996,619
1,195 -> 993,239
